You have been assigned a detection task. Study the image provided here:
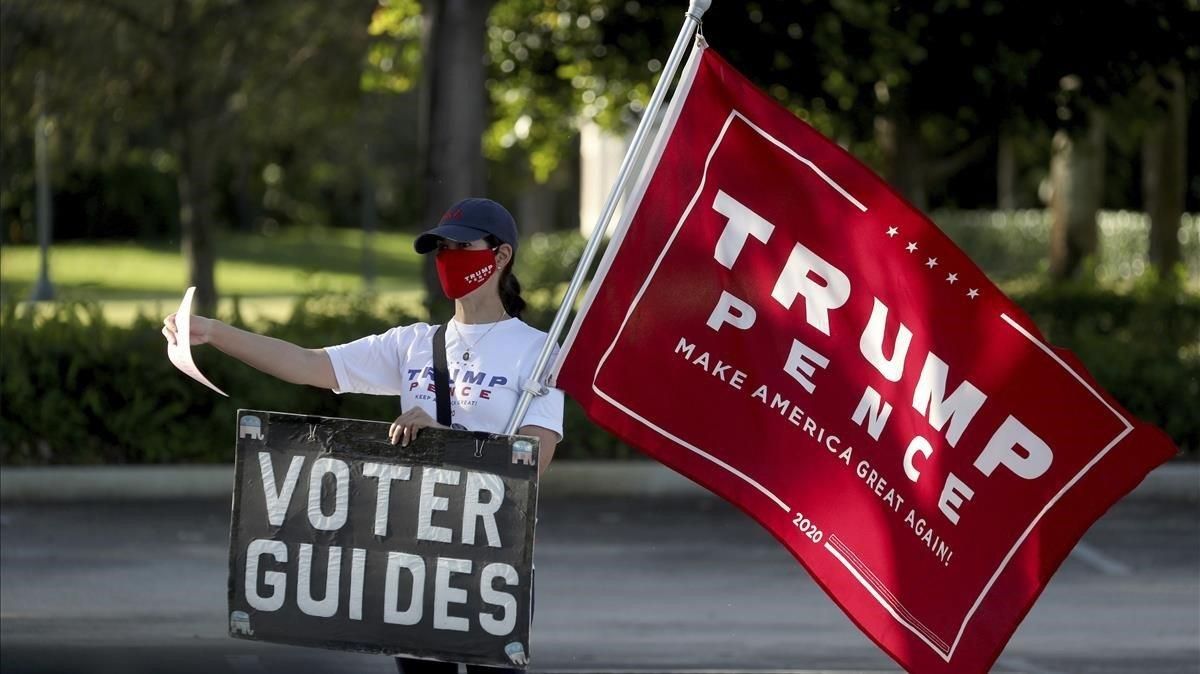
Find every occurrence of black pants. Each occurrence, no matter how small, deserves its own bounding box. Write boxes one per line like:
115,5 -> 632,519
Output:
394,573 -> 533,674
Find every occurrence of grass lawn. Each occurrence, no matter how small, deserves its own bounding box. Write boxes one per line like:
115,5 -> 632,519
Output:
1,227 -> 427,324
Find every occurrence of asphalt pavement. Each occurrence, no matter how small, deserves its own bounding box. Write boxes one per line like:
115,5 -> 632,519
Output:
2,494 -> 1198,674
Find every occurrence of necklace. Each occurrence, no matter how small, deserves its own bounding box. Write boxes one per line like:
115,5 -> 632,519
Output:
452,316 -> 507,362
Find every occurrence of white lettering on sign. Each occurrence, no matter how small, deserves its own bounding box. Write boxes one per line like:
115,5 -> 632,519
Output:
912,353 -> 987,448
434,557 -> 472,632
706,290 -> 758,332
384,552 -> 426,625
245,538 -> 287,612
417,468 -> 460,543
258,456 -> 524,544
363,462 -> 412,536
710,189 -> 852,336
244,540 -> 528,631
674,337 -> 750,393
860,298 -> 913,382
903,436 -> 934,483
938,472 -> 975,524
259,453 -> 304,527
712,189 -> 775,268
770,241 -> 852,336
241,451 -> 534,640
675,337 -> 696,359
462,472 -> 504,547
297,543 -> 340,617
698,188 -> 1062,529
851,386 -> 893,441
349,547 -> 366,621
783,338 -> 831,394
479,563 -> 519,636
975,416 -> 1053,480
307,457 -> 350,531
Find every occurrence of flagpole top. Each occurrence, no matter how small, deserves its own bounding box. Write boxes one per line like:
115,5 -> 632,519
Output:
686,0 -> 711,21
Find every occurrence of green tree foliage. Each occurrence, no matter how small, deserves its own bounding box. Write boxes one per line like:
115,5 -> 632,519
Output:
3,1 -> 1195,299
479,1 -> 1197,206
1,0 -> 377,312
483,0 -> 672,181
478,0 -> 1197,289
362,0 -> 424,94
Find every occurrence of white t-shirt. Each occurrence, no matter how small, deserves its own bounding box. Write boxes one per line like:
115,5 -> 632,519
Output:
324,317 -> 564,440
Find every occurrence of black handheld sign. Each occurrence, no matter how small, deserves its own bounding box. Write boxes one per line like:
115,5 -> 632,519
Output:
228,410 -> 538,668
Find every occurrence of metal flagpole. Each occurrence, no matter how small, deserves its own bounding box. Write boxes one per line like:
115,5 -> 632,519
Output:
504,0 -> 711,435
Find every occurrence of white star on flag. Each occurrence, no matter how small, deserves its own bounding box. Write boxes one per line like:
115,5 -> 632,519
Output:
905,242 -> 918,253
886,226 -> 899,237
925,257 -> 938,268
967,288 -> 980,299
946,273 -> 958,284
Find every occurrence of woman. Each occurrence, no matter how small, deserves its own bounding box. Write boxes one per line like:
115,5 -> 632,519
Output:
162,197 -> 563,673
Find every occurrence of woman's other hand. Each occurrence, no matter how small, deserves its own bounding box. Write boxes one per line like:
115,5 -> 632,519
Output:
162,312 -> 216,347
389,407 -> 444,447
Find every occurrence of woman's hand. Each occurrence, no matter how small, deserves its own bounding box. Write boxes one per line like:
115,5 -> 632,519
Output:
162,313 -> 216,346
389,407 -> 445,447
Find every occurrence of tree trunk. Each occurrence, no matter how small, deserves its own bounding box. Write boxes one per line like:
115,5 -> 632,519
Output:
516,170 -> 563,235
875,113 -> 928,211
419,0 -> 492,322
234,150 -> 255,233
997,132 -> 1017,210
1049,110 -> 1106,281
167,0 -> 217,316
1143,68 -> 1187,275
360,118 -> 378,291
177,126 -> 219,316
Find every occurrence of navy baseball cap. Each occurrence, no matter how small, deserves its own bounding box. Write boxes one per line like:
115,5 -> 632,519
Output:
414,198 -> 519,254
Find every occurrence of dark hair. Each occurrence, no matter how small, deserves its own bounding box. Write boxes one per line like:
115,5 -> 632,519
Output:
487,235 -> 526,318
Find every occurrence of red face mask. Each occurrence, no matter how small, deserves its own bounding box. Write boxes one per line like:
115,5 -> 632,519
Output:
435,247 -> 498,299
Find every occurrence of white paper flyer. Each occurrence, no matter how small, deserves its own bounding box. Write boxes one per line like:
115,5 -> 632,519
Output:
167,287 -> 229,397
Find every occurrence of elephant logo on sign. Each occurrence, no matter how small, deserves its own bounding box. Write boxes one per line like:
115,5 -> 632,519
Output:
504,641 -> 528,666
511,440 -> 534,466
230,610 -> 253,636
239,415 -> 264,441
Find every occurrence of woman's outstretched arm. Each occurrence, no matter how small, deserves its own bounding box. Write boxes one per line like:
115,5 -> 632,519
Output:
163,314 -> 337,390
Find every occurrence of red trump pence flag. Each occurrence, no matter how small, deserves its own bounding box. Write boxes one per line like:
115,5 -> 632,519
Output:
550,43 -> 1178,674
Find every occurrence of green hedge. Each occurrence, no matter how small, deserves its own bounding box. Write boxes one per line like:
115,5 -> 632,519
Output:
1006,281 -> 1200,453
2,280 -> 1196,465
1,295 -> 407,464
932,210 -> 1200,283
0,288 -> 640,465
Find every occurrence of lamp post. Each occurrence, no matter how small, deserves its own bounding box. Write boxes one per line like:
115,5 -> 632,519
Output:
30,71 -> 55,302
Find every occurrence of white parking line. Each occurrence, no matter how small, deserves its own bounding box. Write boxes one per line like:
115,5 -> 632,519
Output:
1070,541 -> 1133,576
